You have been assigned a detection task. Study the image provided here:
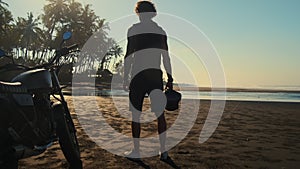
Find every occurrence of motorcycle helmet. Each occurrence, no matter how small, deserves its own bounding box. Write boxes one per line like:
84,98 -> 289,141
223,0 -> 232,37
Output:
164,89 -> 181,111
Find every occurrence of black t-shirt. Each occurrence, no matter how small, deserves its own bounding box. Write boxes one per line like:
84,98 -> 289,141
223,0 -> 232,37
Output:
125,21 -> 170,79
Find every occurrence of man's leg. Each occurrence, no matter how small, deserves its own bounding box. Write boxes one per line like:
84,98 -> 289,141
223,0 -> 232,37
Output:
157,112 -> 167,153
132,111 -> 141,152
128,78 -> 145,158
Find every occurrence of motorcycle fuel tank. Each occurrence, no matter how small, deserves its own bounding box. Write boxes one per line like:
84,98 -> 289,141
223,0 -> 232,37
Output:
12,69 -> 52,90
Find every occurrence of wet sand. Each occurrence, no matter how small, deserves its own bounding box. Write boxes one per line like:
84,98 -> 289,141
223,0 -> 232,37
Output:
19,96 -> 300,169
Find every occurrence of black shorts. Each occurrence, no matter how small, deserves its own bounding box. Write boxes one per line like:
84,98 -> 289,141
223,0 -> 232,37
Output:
129,69 -> 164,112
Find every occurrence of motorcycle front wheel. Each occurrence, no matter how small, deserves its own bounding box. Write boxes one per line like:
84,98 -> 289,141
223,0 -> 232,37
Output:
0,129 -> 18,169
53,103 -> 82,169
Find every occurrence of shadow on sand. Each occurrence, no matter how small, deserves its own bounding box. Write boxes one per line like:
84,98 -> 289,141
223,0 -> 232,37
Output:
160,156 -> 181,169
126,156 -> 181,169
126,157 -> 150,169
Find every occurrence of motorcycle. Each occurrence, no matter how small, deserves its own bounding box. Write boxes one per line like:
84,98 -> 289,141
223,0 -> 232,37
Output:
0,32 -> 82,169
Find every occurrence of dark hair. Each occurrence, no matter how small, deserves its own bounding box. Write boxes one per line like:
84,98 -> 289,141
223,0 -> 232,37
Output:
135,1 -> 157,16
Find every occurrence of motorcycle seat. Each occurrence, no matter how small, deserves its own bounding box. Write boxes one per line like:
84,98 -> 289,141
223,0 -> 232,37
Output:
0,81 -> 27,93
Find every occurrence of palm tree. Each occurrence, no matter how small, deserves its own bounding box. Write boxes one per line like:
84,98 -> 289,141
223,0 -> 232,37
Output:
0,1 -> 16,51
109,44 -> 123,69
0,0 -> 11,32
42,0 -> 69,36
99,44 -> 123,71
79,4 -> 104,34
16,12 -> 44,59
0,0 -> 8,7
68,0 -> 82,23
66,3 -> 113,74
70,4 -> 105,47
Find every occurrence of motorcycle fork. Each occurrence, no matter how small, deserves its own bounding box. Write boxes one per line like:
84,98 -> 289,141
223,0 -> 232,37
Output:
50,70 -> 76,133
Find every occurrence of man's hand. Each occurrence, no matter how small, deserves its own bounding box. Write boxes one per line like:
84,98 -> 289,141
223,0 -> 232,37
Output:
166,81 -> 173,90
166,75 -> 173,90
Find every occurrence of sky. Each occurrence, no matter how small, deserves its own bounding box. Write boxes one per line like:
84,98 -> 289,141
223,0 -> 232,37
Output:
8,0 -> 300,89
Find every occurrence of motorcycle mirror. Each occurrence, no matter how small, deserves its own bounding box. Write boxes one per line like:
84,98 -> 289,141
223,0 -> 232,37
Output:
63,31 -> 72,40
0,49 -> 5,57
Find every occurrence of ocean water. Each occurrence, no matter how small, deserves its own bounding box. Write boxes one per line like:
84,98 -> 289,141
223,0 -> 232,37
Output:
181,91 -> 300,103
90,89 -> 300,103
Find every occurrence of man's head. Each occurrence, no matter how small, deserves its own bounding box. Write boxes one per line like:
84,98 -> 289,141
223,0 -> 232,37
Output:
135,1 -> 157,20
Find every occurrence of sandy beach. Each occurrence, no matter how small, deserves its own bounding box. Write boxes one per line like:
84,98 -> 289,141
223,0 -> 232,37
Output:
18,96 -> 300,169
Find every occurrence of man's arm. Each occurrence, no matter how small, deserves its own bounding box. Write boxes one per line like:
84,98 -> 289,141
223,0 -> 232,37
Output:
161,34 -> 173,89
123,35 -> 135,91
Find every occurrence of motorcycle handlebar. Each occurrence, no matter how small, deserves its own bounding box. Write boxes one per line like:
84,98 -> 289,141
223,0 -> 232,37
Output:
52,44 -> 78,61
67,44 -> 79,51
36,44 -> 78,70
56,44 -> 78,57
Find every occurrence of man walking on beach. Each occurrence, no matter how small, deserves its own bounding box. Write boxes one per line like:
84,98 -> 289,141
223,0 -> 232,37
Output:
123,0 -> 174,161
